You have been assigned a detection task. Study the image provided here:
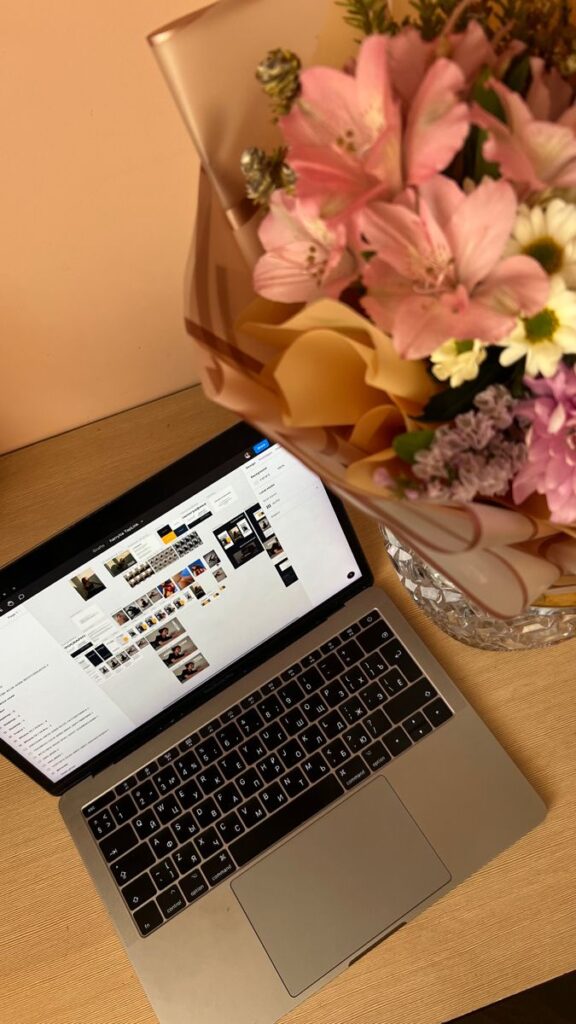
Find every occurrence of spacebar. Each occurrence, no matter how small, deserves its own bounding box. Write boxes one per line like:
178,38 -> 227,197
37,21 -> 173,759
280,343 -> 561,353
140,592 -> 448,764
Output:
230,776 -> 344,868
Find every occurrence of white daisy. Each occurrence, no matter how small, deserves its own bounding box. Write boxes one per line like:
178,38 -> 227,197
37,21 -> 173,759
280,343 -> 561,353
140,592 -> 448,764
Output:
497,277 -> 576,378
507,199 -> 576,285
430,338 -> 487,388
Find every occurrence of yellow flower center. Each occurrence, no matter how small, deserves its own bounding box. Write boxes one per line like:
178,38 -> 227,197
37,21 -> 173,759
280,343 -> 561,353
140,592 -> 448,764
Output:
523,308 -> 559,343
523,236 -> 564,275
454,339 -> 474,355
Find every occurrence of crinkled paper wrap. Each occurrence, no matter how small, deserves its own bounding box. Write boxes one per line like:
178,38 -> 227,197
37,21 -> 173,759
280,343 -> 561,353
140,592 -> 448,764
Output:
149,0 -> 576,618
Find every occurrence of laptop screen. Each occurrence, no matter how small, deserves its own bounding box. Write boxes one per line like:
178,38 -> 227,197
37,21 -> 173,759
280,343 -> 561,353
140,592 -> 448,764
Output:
0,436 -> 364,785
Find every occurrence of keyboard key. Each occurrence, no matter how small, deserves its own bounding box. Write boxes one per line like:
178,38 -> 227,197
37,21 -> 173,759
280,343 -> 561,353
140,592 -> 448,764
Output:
194,797 -> 220,828
149,827 -> 178,858
214,783 -> 241,813
221,703 -> 242,722
100,823 -> 138,863
278,680 -> 304,708
216,812 -> 245,844
175,751 -> 200,778
137,762 -> 158,782
340,695 -> 367,725
382,643 -> 422,682
157,746 -> 179,766
299,724 -> 325,754
359,610 -> 382,628
280,708 -> 307,737
110,795 -> 137,826
239,737 -> 267,765
196,737 -> 222,765
281,766 -> 309,798
318,711 -> 346,740
230,776 -> 343,868
424,698 -> 453,727
299,667 -> 323,694
151,858 -> 178,890
203,850 -> 236,887
237,708 -> 265,735
361,651 -> 388,681
336,756 -> 369,789
343,724 -> 371,753
259,723 -> 288,750
133,810 -> 160,839
382,669 -> 409,697
301,753 -> 330,783
403,712 -> 433,741
218,752 -> 245,780
236,768 -> 264,796
180,868 -> 208,904
359,682 -> 387,711
340,622 -> 361,640
317,653 -> 343,681
238,797 -> 266,828
278,739 -> 305,769
363,740 -> 392,771
280,663 -> 300,682
123,872 -> 156,911
321,636 -> 341,654
217,722 -> 243,751
133,783 -> 158,810
358,621 -> 395,654
324,738 -> 351,768
199,719 -> 220,738
260,676 -> 281,695
196,826 -> 223,857
175,781 -> 201,810
115,776 -> 138,796
257,696 -> 283,723
260,782 -> 288,813
88,811 -> 115,839
155,796 -> 181,825
157,885 -> 186,919
240,692 -> 259,709
300,650 -> 322,668
154,766 -> 180,796
387,679 -> 439,725
257,754 -> 284,784
341,667 -> 368,693
382,726 -> 412,757
338,638 -> 363,667
364,708 -> 392,738
134,900 -> 163,936
172,812 -> 199,842
111,843 -> 154,886
321,680 -> 348,708
179,733 -> 199,753
300,695 -> 329,721
83,793 -> 113,818
197,765 -> 225,795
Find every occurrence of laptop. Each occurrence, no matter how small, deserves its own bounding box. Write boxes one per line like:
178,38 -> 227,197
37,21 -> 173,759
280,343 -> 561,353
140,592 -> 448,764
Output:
0,423 -> 545,1024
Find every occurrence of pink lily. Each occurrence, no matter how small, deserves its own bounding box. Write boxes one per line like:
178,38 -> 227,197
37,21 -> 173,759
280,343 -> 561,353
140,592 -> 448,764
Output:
359,175 -> 549,359
253,191 -> 356,303
279,34 -> 469,218
471,77 -> 576,197
387,19 -> 498,106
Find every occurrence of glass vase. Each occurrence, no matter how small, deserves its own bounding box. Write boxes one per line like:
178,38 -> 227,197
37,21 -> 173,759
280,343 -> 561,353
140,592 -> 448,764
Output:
382,527 -> 576,651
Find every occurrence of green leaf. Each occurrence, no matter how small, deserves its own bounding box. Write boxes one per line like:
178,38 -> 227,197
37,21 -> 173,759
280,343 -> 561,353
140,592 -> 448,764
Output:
504,53 -> 532,95
471,71 -> 506,123
421,351 -> 508,421
393,429 -> 435,464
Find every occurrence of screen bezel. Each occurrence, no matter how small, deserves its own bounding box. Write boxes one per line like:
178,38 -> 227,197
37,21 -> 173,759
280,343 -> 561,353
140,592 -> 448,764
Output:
0,422 -> 372,796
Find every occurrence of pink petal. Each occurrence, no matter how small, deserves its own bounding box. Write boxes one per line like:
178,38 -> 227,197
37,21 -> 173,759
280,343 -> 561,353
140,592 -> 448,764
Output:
280,67 -> 364,151
361,262 -> 415,332
470,103 -> 544,192
450,21 -> 496,81
391,290 -> 512,359
524,120 -> 576,188
475,254 -> 550,317
356,35 -> 398,137
254,242 -> 353,303
444,178 -> 517,290
417,173 -> 464,232
386,27 -> 434,105
405,58 -> 469,185
360,200 -> 451,280
289,146 -> 373,210
527,58 -> 572,120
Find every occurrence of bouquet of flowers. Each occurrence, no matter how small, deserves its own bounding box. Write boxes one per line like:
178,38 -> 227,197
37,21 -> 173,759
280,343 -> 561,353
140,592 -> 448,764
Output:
151,0 -> 576,618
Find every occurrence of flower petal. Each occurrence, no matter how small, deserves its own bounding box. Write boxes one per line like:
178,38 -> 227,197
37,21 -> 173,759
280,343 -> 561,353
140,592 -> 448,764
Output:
475,254 -> 550,317
280,66 -> 364,150
405,58 -> 469,185
444,178 -> 517,289
387,27 -> 434,105
391,291 -> 511,359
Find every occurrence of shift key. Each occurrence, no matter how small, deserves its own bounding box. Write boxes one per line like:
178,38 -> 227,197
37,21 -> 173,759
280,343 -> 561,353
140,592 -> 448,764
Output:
386,679 -> 438,725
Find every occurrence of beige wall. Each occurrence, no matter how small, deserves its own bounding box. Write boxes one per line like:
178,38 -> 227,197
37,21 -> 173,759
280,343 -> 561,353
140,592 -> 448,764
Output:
0,1 -> 205,454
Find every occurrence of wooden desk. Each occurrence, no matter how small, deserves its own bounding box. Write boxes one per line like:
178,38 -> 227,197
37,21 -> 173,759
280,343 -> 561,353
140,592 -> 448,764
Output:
0,386 -> 574,1024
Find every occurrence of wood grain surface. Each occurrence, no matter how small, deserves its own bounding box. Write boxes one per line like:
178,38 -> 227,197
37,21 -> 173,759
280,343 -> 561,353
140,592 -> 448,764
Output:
0,385 -> 574,1024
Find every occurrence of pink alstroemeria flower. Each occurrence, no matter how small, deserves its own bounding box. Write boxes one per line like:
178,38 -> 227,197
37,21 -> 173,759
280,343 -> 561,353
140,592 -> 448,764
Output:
360,175 -> 550,359
253,191 -> 356,303
471,72 -> 576,197
279,34 -> 469,219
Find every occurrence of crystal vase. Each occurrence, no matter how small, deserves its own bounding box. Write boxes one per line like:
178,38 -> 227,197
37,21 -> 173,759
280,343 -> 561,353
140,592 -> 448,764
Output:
382,527 -> 576,651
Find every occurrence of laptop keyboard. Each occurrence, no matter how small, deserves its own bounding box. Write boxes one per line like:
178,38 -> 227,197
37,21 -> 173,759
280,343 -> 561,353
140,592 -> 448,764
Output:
82,610 -> 453,937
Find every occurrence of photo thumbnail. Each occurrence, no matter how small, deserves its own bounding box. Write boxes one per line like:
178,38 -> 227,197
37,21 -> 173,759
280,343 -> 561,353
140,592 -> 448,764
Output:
104,550 -> 136,578
70,569 -> 106,602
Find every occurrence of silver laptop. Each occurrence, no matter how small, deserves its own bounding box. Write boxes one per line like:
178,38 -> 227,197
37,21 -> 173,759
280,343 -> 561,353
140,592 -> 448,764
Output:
0,424 -> 545,1024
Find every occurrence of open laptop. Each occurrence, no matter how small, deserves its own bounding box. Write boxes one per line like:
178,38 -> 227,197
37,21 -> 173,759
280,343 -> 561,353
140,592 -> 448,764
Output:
0,423 -> 545,1024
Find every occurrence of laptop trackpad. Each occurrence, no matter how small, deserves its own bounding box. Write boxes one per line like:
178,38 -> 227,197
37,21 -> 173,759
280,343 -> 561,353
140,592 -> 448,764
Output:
232,777 -> 450,996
